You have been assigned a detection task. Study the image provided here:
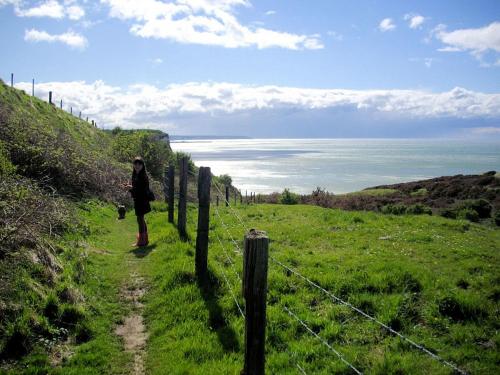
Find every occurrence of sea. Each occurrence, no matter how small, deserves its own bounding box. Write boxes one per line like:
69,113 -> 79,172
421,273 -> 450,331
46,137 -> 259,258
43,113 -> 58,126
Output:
170,138 -> 500,194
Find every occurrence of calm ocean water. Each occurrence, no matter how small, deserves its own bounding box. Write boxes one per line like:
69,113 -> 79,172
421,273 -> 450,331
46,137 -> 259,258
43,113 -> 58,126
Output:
171,138 -> 500,194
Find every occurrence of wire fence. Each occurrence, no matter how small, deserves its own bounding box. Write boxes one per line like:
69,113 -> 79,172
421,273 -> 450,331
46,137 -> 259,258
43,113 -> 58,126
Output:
5,73 -> 99,128
210,188 -> 468,375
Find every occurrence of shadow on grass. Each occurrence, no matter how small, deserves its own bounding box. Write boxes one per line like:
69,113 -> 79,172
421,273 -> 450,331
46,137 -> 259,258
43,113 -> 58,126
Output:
197,268 -> 240,353
130,243 -> 157,258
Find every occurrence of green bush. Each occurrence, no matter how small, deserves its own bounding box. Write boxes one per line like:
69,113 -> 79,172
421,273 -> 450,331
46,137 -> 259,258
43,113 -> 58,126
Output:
458,208 -> 479,222
280,188 -> 298,205
406,204 -> 432,215
381,204 -> 407,215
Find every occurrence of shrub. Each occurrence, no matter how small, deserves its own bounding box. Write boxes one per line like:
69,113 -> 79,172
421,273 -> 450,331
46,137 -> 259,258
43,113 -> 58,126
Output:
458,208 -> 479,222
381,204 -> 407,215
59,304 -> 86,327
406,204 -> 432,215
217,174 -> 232,187
468,199 -> 492,218
280,188 -> 298,205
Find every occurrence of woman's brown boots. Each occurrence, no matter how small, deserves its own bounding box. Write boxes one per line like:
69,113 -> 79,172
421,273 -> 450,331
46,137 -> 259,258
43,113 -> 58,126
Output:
131,232 -> 149,247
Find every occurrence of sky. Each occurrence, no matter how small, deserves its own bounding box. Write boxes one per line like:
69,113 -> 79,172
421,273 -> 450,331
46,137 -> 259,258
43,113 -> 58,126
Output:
0,0 -> 499,138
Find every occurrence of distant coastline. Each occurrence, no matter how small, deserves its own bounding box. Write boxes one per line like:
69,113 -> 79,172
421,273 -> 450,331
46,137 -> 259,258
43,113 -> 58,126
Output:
170,135 -> 252,141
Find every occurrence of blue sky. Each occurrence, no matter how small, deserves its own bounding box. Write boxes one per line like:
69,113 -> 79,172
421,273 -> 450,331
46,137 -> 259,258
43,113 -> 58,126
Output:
1,0 -> 499,137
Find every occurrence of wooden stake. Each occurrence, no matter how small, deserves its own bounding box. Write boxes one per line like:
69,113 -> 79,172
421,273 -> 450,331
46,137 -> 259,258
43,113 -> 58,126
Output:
243,229 -> 269,375
196,167 -> 211,279
225,186 -> 229,207
167,163 -> 175,223
178,156 -> 188,238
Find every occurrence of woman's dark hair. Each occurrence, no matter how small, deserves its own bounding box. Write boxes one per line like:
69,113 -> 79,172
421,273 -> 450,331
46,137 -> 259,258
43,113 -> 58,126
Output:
132,156 -> 147,180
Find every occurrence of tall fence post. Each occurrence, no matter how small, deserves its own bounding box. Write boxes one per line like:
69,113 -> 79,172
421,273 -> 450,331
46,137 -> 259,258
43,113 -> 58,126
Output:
196,167 -> 211,279
225,186 -> 229,207
178,157 -> 188,238
167,162 -> 175,223
216,195 -> 219,206
10,73 -> 13,87
243,230 -> 269,375
49,91 -> 53,105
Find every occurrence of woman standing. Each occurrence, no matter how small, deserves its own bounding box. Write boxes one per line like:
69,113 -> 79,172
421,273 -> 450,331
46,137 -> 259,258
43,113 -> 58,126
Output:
125,157 -> 151,247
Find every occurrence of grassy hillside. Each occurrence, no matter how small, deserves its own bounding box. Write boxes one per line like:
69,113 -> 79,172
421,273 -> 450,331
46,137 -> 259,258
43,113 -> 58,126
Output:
0,80 -> 174,364
3,200 -> 497,374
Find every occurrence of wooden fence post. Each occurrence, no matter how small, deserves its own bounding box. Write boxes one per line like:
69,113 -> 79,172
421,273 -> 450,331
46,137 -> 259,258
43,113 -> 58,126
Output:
240,192 -> 243,204
216,195 -> 219,206
246,190 -> 248,205
49,91 -> 53,105
70,107 -> 73,115
243,230 -> 269,375
234,191 -> 237,206
178,156 -> 188,238
196,167 -> 211,279
167,162 -> 175,223
79,111 -> 81,119
225,186 -> 229,207
10,73 -> 13,87
60,99 -> 62,109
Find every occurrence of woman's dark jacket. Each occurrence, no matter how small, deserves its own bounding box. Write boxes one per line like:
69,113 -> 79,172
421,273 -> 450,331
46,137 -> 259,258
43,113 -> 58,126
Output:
129,171 -> 151,216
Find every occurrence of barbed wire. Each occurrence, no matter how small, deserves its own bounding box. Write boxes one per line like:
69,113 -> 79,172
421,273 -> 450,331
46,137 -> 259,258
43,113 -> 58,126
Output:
211,196 -> 468,375
214,205 -> 244,255
213,229 -> 242,284
213,182 -> 250,232
213,256 -> 245,319
283,305 -> 363,374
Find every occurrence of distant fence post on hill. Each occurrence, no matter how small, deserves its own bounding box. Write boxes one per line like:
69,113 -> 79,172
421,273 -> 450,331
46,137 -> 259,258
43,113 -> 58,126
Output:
167,163 -> 175,223
216,195 -> 219,206
225,186 -> 229,207
195,167 -> 211,279
49,91 -> 53,105
10,73 -> 13,87
243,229 -> 269,375
178,156 -> 188,239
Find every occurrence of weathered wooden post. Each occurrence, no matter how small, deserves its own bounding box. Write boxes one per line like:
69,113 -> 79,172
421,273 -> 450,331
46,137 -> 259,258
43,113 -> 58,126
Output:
60,99 -> 62,109
167,163 -> 175,223
32,79 -> 34,96
10,73 -> 13,87
234,191 -> 237,206
49,91 -> 53,105
246,190 -> 248,205
243,230 -> 269,375
216,195 -> 219,206
70,107 -> 73,115
225,186 -> 229,207
240,191 -> 243,204
86,116 -> 88,122
178,157 -> 188,238
79,111 -> 81,119
196,167 -> 211,279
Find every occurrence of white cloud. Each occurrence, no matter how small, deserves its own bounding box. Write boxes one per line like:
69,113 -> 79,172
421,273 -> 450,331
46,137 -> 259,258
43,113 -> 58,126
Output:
434,22 -> 500,65
101,0 -> 323,50
66,4 -> 85,20
469,127 -> 500,135
378,18 -> 396,32
24,28 -> 88,49
327,31 -> 343,41
264,10 -> 275,16
13,0 -> 85,20
404,13 -> 425,29
13,80 -> 500,130
150,57 -> 163,64
15,0 -> 65,18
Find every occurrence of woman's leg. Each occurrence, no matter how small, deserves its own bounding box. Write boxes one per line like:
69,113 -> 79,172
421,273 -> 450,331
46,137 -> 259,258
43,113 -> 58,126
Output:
137,215 -> 146,233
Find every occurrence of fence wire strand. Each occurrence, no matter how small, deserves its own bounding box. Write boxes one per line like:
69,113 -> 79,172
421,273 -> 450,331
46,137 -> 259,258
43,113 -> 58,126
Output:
213,255 -> 245,319
211,196 -> 468,375
284,305 -> 363,375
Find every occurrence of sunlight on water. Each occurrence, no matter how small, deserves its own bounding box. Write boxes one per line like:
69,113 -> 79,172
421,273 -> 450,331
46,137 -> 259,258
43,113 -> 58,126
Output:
171,138 -> 500,194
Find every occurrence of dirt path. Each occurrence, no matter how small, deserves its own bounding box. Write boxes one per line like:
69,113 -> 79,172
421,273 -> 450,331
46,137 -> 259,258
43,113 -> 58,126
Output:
115,269 -> 148,375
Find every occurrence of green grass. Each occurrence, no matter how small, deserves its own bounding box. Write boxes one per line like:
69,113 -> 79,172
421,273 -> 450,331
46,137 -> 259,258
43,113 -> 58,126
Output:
6,200 -> 498,374
343,188 -> 399,197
